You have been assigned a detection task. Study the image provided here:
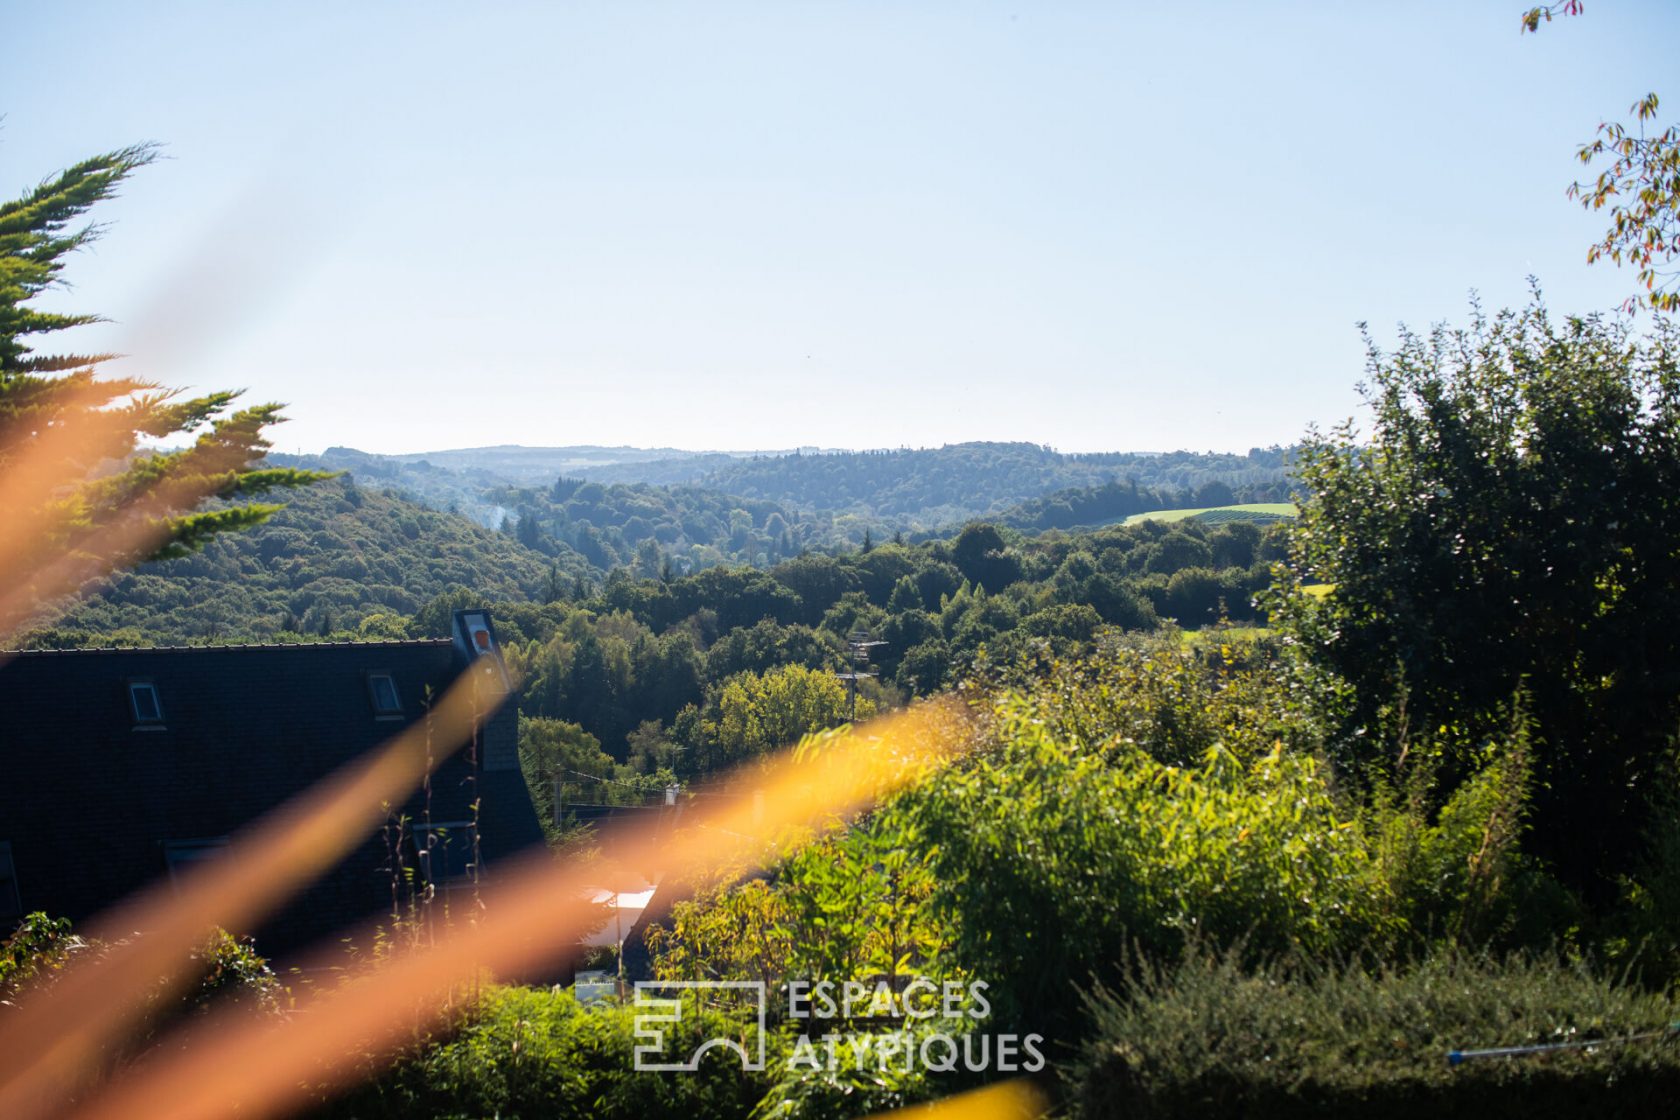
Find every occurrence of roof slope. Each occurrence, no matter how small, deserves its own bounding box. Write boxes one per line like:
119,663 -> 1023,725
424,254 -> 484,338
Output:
0,641 -> 543,955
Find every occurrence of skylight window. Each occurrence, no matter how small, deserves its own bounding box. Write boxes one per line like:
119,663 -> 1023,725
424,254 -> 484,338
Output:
128,681 -> 163,725
367,672 -> 402,717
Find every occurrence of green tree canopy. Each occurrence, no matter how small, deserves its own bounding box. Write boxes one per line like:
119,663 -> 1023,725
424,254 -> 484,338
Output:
711,663 -> 873,767
1274,297 -> 1680,895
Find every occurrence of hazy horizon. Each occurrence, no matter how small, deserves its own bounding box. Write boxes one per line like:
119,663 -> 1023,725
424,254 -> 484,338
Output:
322,438 -> 1294,458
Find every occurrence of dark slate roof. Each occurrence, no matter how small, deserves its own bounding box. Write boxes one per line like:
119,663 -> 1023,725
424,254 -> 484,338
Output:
0,640 -> 544,957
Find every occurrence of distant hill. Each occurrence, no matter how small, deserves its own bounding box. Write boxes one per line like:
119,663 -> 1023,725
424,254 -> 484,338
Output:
273,455 -> 847,567
561,453 -> 781,487
273,441 -> 1295,552
487,478 -> 825,572
700,443 -> 1293,527
292,447 -> 516,526
327,444 -> 840,489
17,477 -> 585,648
375,444 -> 808,484
289,445 -> 820,526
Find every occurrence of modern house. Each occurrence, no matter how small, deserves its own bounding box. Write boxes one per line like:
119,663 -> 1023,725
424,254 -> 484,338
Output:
0,610 -> 544,957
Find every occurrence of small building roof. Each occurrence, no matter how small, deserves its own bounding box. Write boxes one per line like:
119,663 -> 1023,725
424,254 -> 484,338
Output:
0,637 -> 543,956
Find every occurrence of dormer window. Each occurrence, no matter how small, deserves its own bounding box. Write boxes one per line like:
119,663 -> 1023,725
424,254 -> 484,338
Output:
128,681 -> 164,726
367,672 -> 402,718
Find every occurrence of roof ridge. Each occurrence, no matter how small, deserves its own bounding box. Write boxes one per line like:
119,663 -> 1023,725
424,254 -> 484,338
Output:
1,638 -> 454,656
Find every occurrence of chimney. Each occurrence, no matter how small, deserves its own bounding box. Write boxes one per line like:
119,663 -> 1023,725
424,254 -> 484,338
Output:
452,608 -> 516,771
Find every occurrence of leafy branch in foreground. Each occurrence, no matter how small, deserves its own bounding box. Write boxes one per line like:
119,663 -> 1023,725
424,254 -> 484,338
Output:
1571,92 -> 1680,314
1520,1 -> 1677,314
1519,2 -> 1583,35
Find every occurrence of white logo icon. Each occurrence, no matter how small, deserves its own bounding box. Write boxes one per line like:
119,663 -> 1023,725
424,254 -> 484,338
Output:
632,980 -> 769,1072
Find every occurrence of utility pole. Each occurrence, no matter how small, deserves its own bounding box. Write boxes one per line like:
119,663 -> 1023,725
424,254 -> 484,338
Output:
839,630 -> 887,722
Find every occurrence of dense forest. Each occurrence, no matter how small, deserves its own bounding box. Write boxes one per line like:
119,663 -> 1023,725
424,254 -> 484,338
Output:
325,441 -> 1291,500
492,513 -> 1281,772
19,466 -> 1286,792
284,441 -> 1293,546
685,442 -> 1291,525
20,448 -> 1291,652
490,478 -> 817,571
993,475 -> 1287,532
16,478 -> 590,648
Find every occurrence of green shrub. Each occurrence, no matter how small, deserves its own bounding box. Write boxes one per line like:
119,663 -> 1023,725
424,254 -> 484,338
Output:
165,927 -> 283,1020
1000,639 -> 1324,769
902,647 -> 1568,1043
1074,948 -> 1680,1119
0,912 -> 85,1001
1,913 -> 281,1106
324,986 -> 768,1120
648,819 -> 948,996
1609,785 -> 1680,985
904,700 -> 1389,1041
1364,729 -> 1579,951
748,1026 -> 946,1120
1,914 -> 280,1020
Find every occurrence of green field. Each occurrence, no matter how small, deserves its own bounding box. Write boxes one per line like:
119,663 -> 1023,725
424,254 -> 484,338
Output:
1123,502 -> 1297,526
1180,625 -> 1273,645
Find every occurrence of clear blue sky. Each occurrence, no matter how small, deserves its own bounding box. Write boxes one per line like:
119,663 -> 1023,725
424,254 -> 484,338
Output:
5,1 -> 1674,456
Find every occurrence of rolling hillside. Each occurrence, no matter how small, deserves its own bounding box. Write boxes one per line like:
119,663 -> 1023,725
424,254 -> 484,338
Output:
697,443 -> 1288,523
273,443 -> 1297,556
16,477 -> 584,648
